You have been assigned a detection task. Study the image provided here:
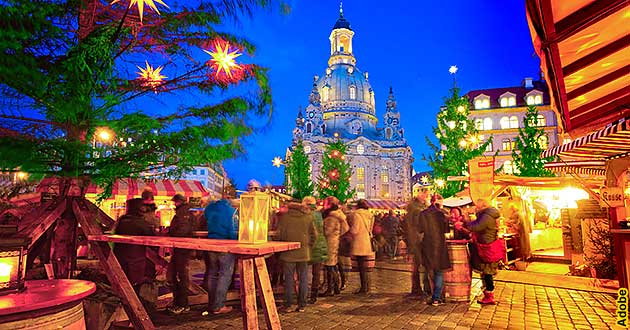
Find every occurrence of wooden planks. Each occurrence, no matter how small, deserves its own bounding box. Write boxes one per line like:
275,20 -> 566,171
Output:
18,199 -> 67,250
88,235 -> 300,255
239,258 -> 258,330
73,200 -> 155,330
254,257 -> 281,330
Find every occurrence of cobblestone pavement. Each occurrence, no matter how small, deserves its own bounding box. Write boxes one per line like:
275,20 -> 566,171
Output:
153,268 -> 619,330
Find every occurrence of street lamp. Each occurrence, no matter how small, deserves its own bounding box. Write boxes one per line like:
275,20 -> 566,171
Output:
0,226 -> 28,295
93,127 -> 114,146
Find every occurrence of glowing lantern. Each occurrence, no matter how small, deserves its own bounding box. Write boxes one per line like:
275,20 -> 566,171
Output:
0,226 -> 28,295
204,39 -> 243,80
238,191 -> 270,244
136,60 -> 167,91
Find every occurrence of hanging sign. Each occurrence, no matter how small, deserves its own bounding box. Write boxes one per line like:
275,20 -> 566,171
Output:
468,157 -> 495,203
600,187 -> 624,207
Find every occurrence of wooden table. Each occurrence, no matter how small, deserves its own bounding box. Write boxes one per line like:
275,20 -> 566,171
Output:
0,279 -> 95,329
88,234 -> 299,330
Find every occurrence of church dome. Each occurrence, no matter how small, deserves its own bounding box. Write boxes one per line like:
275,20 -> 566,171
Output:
316,63 -> 375,115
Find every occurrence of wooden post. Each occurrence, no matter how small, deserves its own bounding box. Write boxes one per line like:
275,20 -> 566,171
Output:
72,200 -> 155,330
239,258 -> 259,330
254,257 -> 281,330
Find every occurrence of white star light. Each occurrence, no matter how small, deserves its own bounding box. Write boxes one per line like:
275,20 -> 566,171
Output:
449,65 -> 458,74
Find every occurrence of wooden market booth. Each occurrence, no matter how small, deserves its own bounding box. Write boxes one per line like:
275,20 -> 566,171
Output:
526,0 -> 630,285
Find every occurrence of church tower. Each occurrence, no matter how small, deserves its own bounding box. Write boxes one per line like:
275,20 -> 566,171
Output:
288,4 -> 413,202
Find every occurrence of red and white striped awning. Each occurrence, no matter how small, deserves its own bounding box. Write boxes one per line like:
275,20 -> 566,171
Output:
541,119 -> 630,159
37,178 -> 208,198
364,199 -> 405,210
543,160 -> 606,176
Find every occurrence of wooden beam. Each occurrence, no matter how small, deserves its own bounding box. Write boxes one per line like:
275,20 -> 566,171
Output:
570,86 -> 630,121
84,199 -> 116,230
554,0 -> 628,43
571,95 -> 630,131
19,199 -> 67,250
254,257 -> 281,330
72,200 -> 155,330
566,65 -> 630,101
239,258 -> 258,330
563,35 -> 630,76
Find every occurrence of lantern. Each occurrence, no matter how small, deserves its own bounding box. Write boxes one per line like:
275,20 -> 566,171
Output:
238,191 -> 270,244
0,226 -> 28,295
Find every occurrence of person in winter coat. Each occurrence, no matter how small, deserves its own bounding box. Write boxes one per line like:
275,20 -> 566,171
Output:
349,199 -> 374,294
277,202 -> 317,312
321,196 -> 349,296
404,189 -> 431,299
167,194 -> 194,314
141,189 -> 160,233
461,198 -> 501,305
302,196 -> 328,304
114,198 -> 156,313
418,194 -> 452,306
204,198 -> 238,315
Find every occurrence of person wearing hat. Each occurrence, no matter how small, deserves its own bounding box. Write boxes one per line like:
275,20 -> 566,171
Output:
166,193 -> 193,314
417,194 -> 452,306
141,189 -> 160,233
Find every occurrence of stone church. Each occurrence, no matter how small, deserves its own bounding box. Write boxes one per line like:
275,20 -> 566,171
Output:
288,6 -> 413,202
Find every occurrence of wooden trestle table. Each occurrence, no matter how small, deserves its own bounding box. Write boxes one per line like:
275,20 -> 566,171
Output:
88,234 -> 299,330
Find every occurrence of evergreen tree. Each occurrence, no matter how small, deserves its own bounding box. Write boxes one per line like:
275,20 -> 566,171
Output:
317,140 -> 354,203
285,140 -> 314,200
0,0 -> 287,196
512,105 -> 555,177
423,85 -> 492,198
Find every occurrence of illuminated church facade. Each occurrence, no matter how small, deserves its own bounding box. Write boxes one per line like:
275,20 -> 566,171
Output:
289,7 -> 413,202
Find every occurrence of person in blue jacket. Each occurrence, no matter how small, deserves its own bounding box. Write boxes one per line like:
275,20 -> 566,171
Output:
203,198 -> 238,315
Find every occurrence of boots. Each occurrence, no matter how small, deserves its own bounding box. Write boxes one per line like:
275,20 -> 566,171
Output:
338,265 -> 346,291
319,268 -> 334,297
354,270 -> 365,294
308,287 -> 318,304
364,272 -> 371,294
333,270 -> 341,295
477,290 -> 496,305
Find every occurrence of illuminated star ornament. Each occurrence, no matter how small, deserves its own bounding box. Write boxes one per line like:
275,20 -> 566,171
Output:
272,157 -> 283,168
110,0 -> 169,22
136,60 -> 166,91
449,65 -> 458,74
204,39 -> 244,82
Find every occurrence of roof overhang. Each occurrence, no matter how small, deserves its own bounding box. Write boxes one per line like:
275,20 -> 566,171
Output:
526,0 -> 630,137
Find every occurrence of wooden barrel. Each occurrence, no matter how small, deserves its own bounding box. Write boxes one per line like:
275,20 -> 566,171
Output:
443,240 -> 471,303
350,253 -> 376,272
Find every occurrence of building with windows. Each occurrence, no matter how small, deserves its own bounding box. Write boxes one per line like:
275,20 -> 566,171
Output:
466,78 -> 561,174
288,6 -> 413,201
179,163 -> 228,199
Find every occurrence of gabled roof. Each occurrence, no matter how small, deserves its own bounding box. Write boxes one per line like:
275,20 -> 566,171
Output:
466,80 -> 550,109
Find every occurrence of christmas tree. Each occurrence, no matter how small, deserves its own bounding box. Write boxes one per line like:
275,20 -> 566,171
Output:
0,0 -> 288,193
285,140 -> 314,200
317,140 -> 355,203
512,105 -> 555,177
0,0 -> 286,279
424,69 -> 492,198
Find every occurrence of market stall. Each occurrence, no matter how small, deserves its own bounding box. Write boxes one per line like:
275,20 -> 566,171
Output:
526,0 -> 629,285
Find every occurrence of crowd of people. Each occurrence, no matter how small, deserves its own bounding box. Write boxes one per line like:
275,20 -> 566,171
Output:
111,183 -> 506,317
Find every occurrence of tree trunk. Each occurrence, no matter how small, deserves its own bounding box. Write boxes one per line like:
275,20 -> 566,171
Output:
50,199 -> 78,278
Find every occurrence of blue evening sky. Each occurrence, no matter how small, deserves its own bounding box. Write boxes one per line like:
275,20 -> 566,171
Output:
222,0 -> 542,189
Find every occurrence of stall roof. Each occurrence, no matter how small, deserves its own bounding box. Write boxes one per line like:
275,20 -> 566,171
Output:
543,159 -> 606,176
37,178 -> 209,198
494,175 -> 602,189
365,199 -> 405,210
526,0 -> 630,137
541,118 -> 630,159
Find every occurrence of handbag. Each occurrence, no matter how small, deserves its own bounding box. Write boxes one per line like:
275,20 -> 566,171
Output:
359,216 -> 377,252
475,237 -> 506,263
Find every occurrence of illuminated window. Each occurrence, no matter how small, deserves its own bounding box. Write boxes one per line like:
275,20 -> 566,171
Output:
475,100 -> 483,109
563,138 -> 572,145
500,97 -> 508,107
381,184 -> 389,198
500,117 -> 510,129
502,138 -> 512,151
535,95 -> 542,104
483,118 -> 493,130
357,144 -> 365,154
482,99 -> 490,108
349,86 -> 356,100
356,183 -> 365,199
536,114 -> 546,126
509,116 -> 519,128
381,172 -> 389,183
526,95 -> 535,105
508,97 -> 516,106
323,88 -> 331,101
538,135 -> 549,149
475,119 -> 484,130
485,141 -> 493,152
474,96 -> 490,109
357,167 -> 365,181
527,92 -> 543,105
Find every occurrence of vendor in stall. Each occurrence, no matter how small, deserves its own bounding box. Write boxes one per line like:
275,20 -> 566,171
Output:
505,203 -> 532,260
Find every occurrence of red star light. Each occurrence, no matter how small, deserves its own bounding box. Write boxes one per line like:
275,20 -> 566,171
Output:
111,0 -> 169,22
136,60 -> 166,91
204,40 -> 243,80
